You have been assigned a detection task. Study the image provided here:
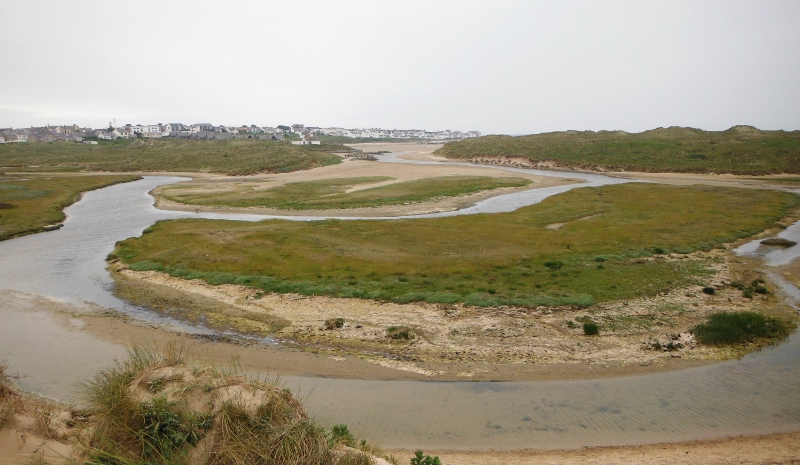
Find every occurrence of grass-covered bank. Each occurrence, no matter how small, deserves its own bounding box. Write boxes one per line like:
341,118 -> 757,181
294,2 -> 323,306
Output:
0,346 -> 390,465
159,176 -> 531,210
0,174 -> 140,241
0,139 -> 345,176
113,184 -> 798,308
434,126 -> 800,175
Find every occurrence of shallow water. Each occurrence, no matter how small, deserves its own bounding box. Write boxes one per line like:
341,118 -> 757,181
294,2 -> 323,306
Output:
0,159 -> 799,449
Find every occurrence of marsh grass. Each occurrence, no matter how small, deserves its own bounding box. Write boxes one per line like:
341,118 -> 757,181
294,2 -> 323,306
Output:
0,139 -> 344,175
0,175 -> 139,241
0,363 -> 19,429
692,311 -> 793,345
116,184 -> 797,308
435,126 -> 800,174
79,344 -> 377,465
160,175 -> 531,210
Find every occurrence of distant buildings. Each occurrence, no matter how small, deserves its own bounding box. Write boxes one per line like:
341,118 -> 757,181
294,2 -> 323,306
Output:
0,121 -> 481,143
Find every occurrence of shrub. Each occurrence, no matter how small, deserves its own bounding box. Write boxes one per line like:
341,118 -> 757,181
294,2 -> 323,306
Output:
583,321 -> 599,336
411,450 -> 442,465
692,311 -> 792,345
325,318 -> 345,330
329,424 -> 356,447
544,260 -> 564,270
386,326 -> 415,340
702,286 -> 715,295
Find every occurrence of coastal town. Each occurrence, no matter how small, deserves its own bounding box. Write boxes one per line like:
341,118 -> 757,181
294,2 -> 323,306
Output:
0,122 -> 481,144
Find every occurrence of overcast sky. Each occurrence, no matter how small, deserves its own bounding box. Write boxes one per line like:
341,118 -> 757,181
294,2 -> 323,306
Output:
2,0 -> 799,134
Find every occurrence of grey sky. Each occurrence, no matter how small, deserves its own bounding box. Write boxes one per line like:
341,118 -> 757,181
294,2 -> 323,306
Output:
2,0 -> 799,134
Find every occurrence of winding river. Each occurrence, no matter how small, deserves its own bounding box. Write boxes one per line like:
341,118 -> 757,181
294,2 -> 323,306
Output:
0,155 -> 799,449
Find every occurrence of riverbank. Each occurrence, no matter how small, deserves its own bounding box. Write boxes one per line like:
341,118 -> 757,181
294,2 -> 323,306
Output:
387,431 -> 800,465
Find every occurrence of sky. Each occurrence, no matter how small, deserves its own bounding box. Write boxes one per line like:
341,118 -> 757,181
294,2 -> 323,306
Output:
2,0 -> 799,135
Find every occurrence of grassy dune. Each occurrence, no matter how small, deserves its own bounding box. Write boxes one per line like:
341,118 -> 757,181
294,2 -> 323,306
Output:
0,175 -> 140,240
0,139 -> 345,175
160,176 -> 531,210
435,126 -> 800,174
114,183 -> 798,307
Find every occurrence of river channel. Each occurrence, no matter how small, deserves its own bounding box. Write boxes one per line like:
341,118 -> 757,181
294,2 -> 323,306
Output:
0,155 -> 799,449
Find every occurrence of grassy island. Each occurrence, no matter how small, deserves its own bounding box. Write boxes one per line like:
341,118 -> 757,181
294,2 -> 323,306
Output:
114,183 -> 798,308
160,175 -> 531,210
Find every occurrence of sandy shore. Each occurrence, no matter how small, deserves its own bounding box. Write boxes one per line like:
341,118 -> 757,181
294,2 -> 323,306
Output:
387,431 -> 800,465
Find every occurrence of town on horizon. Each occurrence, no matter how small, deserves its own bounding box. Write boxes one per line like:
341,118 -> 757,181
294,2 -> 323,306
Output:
0,122 -> 481,144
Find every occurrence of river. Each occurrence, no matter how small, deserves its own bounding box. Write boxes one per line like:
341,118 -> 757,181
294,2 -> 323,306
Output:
0,155 -> 798,449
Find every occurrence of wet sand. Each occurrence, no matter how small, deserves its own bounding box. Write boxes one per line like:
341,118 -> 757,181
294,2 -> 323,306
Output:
387,431 -> 800,465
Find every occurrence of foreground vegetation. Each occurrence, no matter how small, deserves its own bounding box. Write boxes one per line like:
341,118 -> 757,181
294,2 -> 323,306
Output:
0,346 -> 388,465
435,126 -> 800,174
114,183 -> 798,308
0,174 -> 139,240
160,176 -> 531,210
0,139 -> 345,176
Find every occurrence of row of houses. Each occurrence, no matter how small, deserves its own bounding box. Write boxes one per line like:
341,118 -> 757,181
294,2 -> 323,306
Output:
1,122 -> 481,143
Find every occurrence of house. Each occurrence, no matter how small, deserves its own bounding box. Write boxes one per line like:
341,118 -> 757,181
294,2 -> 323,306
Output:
0,135 -> 5,143
163,123 -> 185,133
0,129 -> 27,142
270,134 -> 284,141
190,123 -> 214,133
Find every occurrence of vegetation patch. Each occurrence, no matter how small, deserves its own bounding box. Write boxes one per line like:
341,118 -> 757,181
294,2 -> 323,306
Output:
74,344 -> 381,465
0,174 -> 139,241
760,237 -> 797,247
160,175 -> 531,210
692,311 -> 793,345
0,139 -> 344,175
434,126 -> 800,175
114,183 -> 798,308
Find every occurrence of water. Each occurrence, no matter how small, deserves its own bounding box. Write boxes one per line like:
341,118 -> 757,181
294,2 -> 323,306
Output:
0,157 -> 799,449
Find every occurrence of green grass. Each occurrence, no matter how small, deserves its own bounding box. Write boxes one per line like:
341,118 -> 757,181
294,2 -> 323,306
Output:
0,174 -> 140,241
0,139 -> 344,175
114,183 -> 798,307
434,126 -> 800,175
160,176 -> 531,210
692,311 -> 794,345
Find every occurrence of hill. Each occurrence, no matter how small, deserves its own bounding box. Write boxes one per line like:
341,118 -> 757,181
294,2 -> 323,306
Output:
434,126 -> 800,175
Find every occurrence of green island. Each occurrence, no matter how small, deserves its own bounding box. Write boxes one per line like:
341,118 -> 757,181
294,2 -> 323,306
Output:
115,183 -> 797,308
0,139 -> 345,176
160,176 -> 531,210
434,126 -> 800,174
0,174 -> 140,240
